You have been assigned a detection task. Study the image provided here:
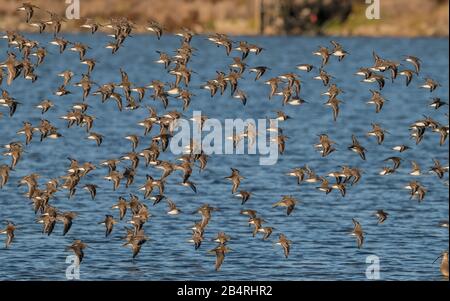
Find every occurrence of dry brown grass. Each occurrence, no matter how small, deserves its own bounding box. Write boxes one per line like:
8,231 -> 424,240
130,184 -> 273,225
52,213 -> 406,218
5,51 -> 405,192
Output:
0,0 -> 448,36
326,0 -> 449,37
0,0 -> 258,34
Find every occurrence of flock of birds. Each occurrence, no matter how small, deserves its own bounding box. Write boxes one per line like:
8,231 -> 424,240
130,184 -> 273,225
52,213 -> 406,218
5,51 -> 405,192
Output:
0,3 -> 448,277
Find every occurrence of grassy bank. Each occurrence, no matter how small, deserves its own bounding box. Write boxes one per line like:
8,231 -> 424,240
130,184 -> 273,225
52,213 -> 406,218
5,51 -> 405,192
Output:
323,0 -> 449,37
0,0 -> 448,36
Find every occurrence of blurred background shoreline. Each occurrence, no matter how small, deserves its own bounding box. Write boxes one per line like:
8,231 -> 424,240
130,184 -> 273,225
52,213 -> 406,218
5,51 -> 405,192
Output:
0,0 -> 448,36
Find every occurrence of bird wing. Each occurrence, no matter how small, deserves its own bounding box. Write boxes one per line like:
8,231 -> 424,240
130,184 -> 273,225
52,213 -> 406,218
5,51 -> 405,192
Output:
287,204 -> 295,216
282,242 -> 290,258
215,251 -> 225,271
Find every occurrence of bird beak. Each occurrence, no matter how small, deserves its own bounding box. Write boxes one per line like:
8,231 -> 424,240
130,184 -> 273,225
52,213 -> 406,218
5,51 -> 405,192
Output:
433,254 -> 443,264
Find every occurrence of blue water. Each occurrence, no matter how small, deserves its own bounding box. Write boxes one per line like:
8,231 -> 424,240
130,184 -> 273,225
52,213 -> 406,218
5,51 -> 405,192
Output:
0,34 -> 448,280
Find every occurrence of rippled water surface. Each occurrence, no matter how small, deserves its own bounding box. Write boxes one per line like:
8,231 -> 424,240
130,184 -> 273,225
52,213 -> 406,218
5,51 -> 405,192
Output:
0,34 -> 448,280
